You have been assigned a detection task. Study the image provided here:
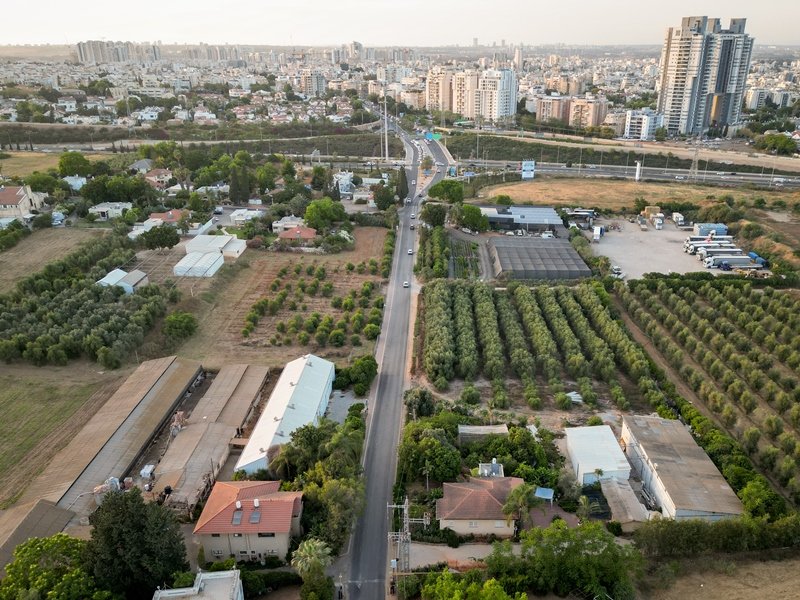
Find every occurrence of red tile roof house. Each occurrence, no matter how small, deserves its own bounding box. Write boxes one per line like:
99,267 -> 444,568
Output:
193,481 -> 302,563
149,209 -> 188,225
278,226 -> 317,242
0,185 -> 46,220
437,477 -> 524,538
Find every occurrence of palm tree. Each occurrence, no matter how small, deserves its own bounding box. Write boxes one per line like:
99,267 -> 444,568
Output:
291,538 -> 333,582
576,495 -> 600,523
502,483 -> 543,531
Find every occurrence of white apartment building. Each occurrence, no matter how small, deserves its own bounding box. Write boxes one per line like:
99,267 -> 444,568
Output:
476,69 -> 518,122
425,67 -> 453,112
624,108 -> 664,140
656,16 -> 754,135
452,70 -> 480,119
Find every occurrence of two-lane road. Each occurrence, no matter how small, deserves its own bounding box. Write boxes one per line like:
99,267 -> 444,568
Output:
346,121 -> 445,599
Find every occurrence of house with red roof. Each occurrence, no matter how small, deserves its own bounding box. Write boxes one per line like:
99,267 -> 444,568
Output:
277,226 -> 317,243
144,168 -> 173,189
436,476 -> 524,538
193,481 -> 302,562
0,185 -> 46,220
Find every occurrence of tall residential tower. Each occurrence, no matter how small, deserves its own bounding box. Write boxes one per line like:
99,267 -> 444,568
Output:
656,16 -> 753,136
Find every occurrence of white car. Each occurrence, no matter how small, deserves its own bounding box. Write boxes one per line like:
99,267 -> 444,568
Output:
411,179 -> 416,185
411,213 -> 416,219
403,281 -> 410,288
408,248 -> 413,255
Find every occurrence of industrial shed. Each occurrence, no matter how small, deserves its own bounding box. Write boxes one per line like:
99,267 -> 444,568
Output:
457,424 -> 509,446
0,500 -> 75,575
173,251 -> 224,277
18,356 -> 202,517
185,234 -> 246,259
480,206 -> 564,232
235,354 -> 334,475
565,425 -> 631,484
489,237 -> 591,280
155,365 -> 270,514
621,415 -> 743,521
600,478 -> 650,533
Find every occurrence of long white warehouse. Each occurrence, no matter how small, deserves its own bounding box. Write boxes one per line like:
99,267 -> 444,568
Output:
235,354 -> 335,475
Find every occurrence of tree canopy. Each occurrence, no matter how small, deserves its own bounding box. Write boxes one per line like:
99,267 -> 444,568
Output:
428,180 -> 464,203
139,224 -> 180,251
304,197 -> 346,231
86,488 -> 188,600
58,151 -> 92,177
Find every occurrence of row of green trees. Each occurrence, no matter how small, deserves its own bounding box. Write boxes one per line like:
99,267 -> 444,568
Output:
415,226 -> 449,280
0,234 -> 171,368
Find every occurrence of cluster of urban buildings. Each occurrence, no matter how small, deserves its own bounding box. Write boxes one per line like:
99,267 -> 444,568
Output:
0,18 -> 798,139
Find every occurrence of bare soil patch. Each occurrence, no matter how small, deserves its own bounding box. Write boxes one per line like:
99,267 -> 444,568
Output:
482,179 -> 798,212
0,227 -> 106,291
177,227 -> 388,369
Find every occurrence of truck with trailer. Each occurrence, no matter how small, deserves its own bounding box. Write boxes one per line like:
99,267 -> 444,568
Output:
748,251 -> 770,268
704,255 -> 758,269
686,241 -> 736,254
684,234 -> 734,246
697,247 -> 743,261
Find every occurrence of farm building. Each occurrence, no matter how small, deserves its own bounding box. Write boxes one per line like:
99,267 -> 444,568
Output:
564,425 -> 631,484
235,354 -> 334,475
480,206 -> 565,233
600,478 -> 650,533
488,237 -> 592,280
0,500 -> 75,575
620,415 -> 743,521
154,365 -> 270,514
97,268 -> 149,294
193,481 -> 302,563
16,357 -> 202,517
186,234 -> 246,259
457,424 -> 508,446
173,252 -> 224,277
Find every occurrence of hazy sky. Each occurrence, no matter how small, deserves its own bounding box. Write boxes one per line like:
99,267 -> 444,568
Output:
4,0 -> 797,46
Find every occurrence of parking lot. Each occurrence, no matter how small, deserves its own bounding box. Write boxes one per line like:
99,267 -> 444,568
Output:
591,218 -> 708,280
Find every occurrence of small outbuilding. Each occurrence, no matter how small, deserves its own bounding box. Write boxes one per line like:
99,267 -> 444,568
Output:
458,424 -> 509,446
564,425 -> 631,484
96,268 -> 149,294
173,252 -> 224,277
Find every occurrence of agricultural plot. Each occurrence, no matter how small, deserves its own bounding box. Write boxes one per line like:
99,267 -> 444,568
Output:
415,226 -> 449,280
449,238 -> 480,279
619,279 -> 800,504
420,280 -> 642,413
419,279 -> 784,518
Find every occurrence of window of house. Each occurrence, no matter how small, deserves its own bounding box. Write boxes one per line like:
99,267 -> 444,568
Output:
211,534 -> 220,537
257,532 -> 275,538
468,521 -> 478,528
494,521 -> 505,528
233,533 -> 243,538
239,550 -> 248,555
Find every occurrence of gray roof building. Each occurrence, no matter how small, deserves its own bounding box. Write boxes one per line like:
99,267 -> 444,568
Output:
489,237 -> 591,280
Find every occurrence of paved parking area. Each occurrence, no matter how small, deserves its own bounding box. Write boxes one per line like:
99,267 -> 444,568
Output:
325,389 -> 361,424
591,219 -> 708,279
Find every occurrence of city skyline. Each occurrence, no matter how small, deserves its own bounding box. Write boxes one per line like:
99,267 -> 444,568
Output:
2,0 -> 799,48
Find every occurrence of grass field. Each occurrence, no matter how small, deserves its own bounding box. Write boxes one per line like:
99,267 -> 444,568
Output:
0,151 -> 107,177
482,178 -> 800,211
0,227 -> 106,291
0,364 -> 125,508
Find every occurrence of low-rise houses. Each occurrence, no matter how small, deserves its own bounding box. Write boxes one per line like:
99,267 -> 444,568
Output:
62,175 -> 87,192
96,268 -> 149,294
436,475 -> 523,538
0,185 -> 46,220
144,168 -> 173,189
89,202 -> 132,220
278,226 -> 317,243
194,481 -> 302,562
152,570 -> 244,600
271,215 -> 305,233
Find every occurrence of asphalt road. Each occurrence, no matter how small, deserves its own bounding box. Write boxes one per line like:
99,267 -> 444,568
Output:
344,120 -> 448,599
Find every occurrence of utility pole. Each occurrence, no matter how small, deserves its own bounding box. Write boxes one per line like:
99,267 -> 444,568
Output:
383,89 -> 389,165
388,497 -> 430,580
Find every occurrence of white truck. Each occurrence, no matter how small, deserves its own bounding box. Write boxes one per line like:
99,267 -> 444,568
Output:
697,247 -> 743,261
684,234 -> 734,246
685,241 -> 736,254
704,255 -> 756,269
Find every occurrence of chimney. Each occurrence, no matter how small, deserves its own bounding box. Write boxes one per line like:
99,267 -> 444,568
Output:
235,500 -> 242,509
254,498 -> 260,508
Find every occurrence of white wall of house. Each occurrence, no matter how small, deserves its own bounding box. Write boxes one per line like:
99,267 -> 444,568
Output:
439,518 -> 514,538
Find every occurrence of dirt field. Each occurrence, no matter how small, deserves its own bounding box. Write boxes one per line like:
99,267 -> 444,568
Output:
0,152 -> 106,176
0,227 -> 106,291
648,557 -> 800,600
482,179 -> 799,211
0,363 -> 127,508
177,227 -> 388,369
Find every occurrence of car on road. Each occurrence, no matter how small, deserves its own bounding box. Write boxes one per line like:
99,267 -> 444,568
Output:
611,265 -> 626,279
214,206 -> 224,214
403,281 -> 410,288
675,176 -> 685,180
410,224 -> 415,229
408,248 -> 413,255
411,179 -> 416,185
411,213 -> 415,219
